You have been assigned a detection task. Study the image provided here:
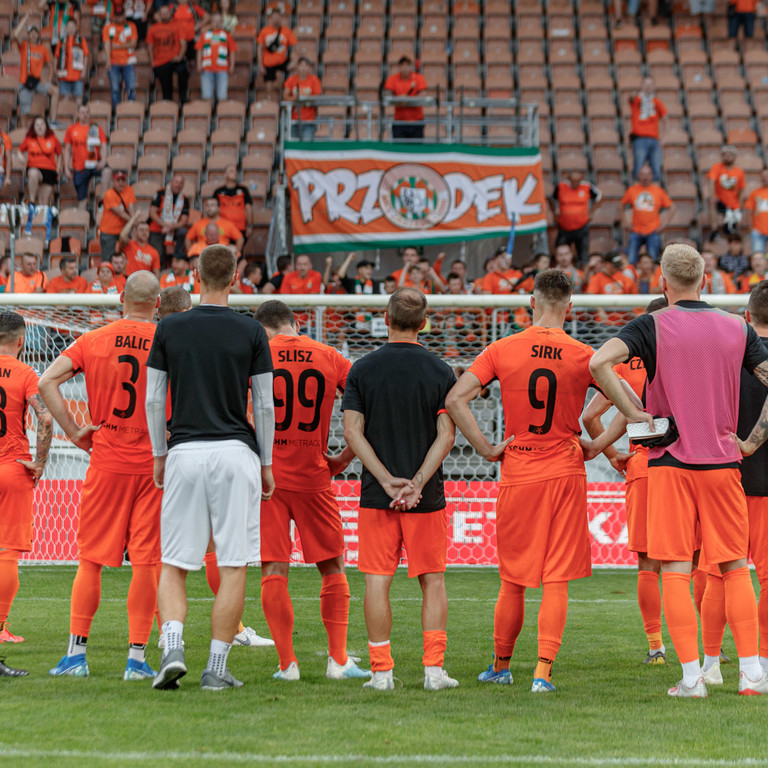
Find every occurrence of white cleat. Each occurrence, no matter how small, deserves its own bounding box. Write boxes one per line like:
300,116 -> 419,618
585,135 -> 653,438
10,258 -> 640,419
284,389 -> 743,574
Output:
363,670 -> 395,690
326,656 -> 372,680
702,661 -> 723,686
667,677 -> 708,698
424,668 -> 459,691
272,661 -> 300,681
738,669 -> 768,696
233,626 -> 275,647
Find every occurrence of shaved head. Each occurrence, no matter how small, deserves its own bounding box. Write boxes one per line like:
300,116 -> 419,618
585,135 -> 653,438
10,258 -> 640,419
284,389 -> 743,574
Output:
124,271 -> 161,306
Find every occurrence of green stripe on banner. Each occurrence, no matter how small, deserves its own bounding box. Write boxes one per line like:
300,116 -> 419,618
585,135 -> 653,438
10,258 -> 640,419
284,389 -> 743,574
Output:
284,141 -> 541,157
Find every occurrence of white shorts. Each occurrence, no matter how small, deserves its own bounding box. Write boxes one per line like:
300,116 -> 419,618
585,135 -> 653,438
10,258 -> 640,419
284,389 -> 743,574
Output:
161,440 -> 262,570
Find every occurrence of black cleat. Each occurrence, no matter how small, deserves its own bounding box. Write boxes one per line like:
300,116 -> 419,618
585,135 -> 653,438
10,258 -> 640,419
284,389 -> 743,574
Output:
0,657 -> 29,677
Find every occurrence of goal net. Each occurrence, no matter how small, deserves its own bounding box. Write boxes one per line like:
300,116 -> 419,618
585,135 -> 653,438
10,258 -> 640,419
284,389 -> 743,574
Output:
1,293 -> 746,567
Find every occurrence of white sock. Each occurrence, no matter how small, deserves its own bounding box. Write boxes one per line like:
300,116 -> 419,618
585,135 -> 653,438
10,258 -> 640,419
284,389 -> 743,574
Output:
760,656 -> 768,672
681,660 -> 701,687
206,639 -> 231,676
425,665 -> 442,676
128,643 -> 146,663
655,643 -> 666,656
739,655 -> 763,681
701,654 -> 719,673
162,620 -> 184,653
67,634 -> 88,657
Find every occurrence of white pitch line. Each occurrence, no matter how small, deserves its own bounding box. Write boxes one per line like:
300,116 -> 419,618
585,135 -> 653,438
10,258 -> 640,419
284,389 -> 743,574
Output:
0,749 -> 764,767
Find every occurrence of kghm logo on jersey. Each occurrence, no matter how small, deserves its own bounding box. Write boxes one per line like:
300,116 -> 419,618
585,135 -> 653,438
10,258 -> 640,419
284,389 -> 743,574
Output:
378,164 -> 450,230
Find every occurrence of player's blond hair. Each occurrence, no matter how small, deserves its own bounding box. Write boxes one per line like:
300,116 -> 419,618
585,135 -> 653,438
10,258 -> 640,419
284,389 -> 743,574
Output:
124,271 -> 160,305
199,245 -> 236,291
388,286 -> 427,331
660,243 -> 704,289
158,286 -> 192,318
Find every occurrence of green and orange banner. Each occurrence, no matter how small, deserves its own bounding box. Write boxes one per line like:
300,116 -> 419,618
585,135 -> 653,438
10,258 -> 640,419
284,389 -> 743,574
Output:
285,142 -> 547,253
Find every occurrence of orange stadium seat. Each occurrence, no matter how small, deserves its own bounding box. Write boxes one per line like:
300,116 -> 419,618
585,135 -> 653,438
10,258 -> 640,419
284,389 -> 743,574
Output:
136,155 -> 167,188
114,102 -> 146,136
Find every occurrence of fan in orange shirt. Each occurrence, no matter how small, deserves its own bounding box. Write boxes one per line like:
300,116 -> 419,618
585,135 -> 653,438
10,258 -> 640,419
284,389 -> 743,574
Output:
184,198 -> 245,253
100,171 -> 136,261
117,211 -> 161,276
708,146 -> 746,238
585,251 -> 639,326
0,311 -> 53,670
745,169 -> 768,255
622,165 -> 675,264
256,8 -> 297,96
446,269 -> 607,692
46,255 -> 88,293
252,299 -> 370,681
39,272 -> 163,681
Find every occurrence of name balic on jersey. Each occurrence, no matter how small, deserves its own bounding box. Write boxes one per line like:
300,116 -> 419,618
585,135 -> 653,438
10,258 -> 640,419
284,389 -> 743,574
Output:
114,335 -> 151,351
277,349 -> 313,363
530,344 -> 562,360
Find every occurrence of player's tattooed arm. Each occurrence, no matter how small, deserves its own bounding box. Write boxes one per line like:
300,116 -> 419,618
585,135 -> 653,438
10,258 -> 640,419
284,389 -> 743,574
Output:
38,354 -> 93,451
733,361 -> 768,456
17,393 -> 54,485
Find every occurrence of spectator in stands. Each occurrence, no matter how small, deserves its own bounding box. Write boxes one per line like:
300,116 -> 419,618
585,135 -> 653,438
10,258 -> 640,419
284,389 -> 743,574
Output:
8,253 -> 46,293
125,0 -> 148,42
728,0 -> 757,40
412,256 -> 444,294
278,253 -> 323,294
708,145 -> 745,239
550,170 -> 602,265
635,251 -> 661,294
195,12 -> 236,102
283,56 -> 322,141
585,251 -> 638,295
0,129 -> 11,193
240,262 -> 262,294
173,0 -> 207,67
99,170 -> 136,260
46,254 -> 88,293
553,243 -> 583,293
739,251 -> 767,293
54,18 -> 88,108
17,117 -> 62,206
13,14 -> 61,129
622,164 -> 674,264
701,250 -> 737,294
186,221 -> 235,258
390,245 -> 421,286
0,256 -> 10,290
447,259 -> 471,293
110,250 -> 128,288
88,261 -> 120,293
184,198 -> 244,253
42,0 -> 81,49
103,5 -> 138,109
149,173 -> 189,262
628,77 -> 666,183
336,253 -> 384,294
116,210 -> 161,276
257,8 -> 297,99
745,168 -> 768,255
721,233 -> 749,278
260,253 -> 292,294
219,0 -> 237,33
147,5 -> 188,103
384,56 -> 428,141
63,104 -> 111,211
213,165 -> 252,242
160,252 -> 197,292
481,249 -> 521,295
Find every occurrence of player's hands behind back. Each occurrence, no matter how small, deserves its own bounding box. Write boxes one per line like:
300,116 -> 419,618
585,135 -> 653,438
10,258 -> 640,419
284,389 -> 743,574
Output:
261,465 -> 275,501
72,423 -> 100,453
16,458 -> 46,485
482,435 -> 512,462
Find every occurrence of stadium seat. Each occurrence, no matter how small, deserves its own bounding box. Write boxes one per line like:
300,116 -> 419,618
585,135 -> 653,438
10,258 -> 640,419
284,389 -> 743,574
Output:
136,155 -> 167,188
142,130 -> 173,165
59,209 -> 90,243
148,102 -> 179,135
109,129 -> 141,166
177,128 -> 208,165
182,101 -> 213,133
114,102 -> 146,136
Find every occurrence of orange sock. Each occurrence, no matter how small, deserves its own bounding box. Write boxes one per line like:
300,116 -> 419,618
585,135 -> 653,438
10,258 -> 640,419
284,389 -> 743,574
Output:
261,574 -> 296,670
493,580 -> 525,668
759,580 -> 768,658
127,564 -> 158,645
701,573 -> 726,658
422,629 -> 447,667
70,559 -> 102,637
723,567 -> 759,658
320,572 -> 349,665
538,581 -> 568,665
661,572 -> 699,664
691,568 -> 707,615
0,549 -> 20,624
368,640 -> 394,672
637,570 -> 663,649
204,551 -> 220,594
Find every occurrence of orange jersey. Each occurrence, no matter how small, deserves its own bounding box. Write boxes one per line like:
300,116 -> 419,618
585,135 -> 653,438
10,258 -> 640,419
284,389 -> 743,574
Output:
740,272 -> 766,293
270,333 -> 351,492
122,240 -> 160,274
160,270 -> 197,292
54,35 -> 89,82
188,216 -> 241,245
18,41 -> 51,82
195,28 -> 237,73
278,269 -> 324,294
622,183 -> 672,234
629,95 -> 666,139
709,162 -> 746,210
101,186 -> 136,236
0,355 -> 38,464
62,319 -> 157,474
284,73 -> 322,120
482,269 -> 523,294
46,274 -> 88,293
64,123 -> 106,172
102,21 -> 139,66
585,271 -> 638,295
146,21 -> 182,67
383,71 -> 428,121
257,25 -> 297,68
745,186 -> 768,235
19,134 -> 61,173
615,357 -> 649,482
172,2 -> 205,42
10,270 -> 46,293
468,326 -> 595,486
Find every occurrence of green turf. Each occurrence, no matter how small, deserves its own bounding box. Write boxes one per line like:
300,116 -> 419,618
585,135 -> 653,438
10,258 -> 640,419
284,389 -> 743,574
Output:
0,566 -> 764,768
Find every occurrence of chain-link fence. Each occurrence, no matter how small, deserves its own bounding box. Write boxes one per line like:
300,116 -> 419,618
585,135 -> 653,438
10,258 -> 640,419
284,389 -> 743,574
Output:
0,293 -> 747,565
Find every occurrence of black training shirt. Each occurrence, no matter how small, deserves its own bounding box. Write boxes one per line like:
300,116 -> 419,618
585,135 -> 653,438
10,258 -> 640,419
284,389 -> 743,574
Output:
341,342 -> 456,512
738,335 -> 768,496
146,305 -> 273,452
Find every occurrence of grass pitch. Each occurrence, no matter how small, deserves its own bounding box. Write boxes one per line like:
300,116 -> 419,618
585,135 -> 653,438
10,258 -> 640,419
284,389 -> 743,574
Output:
0,566 -> 765,768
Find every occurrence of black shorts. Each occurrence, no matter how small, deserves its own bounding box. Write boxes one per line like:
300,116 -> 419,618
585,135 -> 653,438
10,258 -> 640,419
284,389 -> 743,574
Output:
33,168 -> 58,186
264,62 -> 288,82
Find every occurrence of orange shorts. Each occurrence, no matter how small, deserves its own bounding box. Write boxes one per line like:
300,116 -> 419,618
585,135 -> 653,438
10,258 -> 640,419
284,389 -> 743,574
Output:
260,487 -> 344,564
748,496 -> 768,583
625,476 -> 648,554
647,466 -> 748,564
496,475 -> 591,588
357,507 -> 447,577
0,461 -> 35,552
78,466 -> 162,567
